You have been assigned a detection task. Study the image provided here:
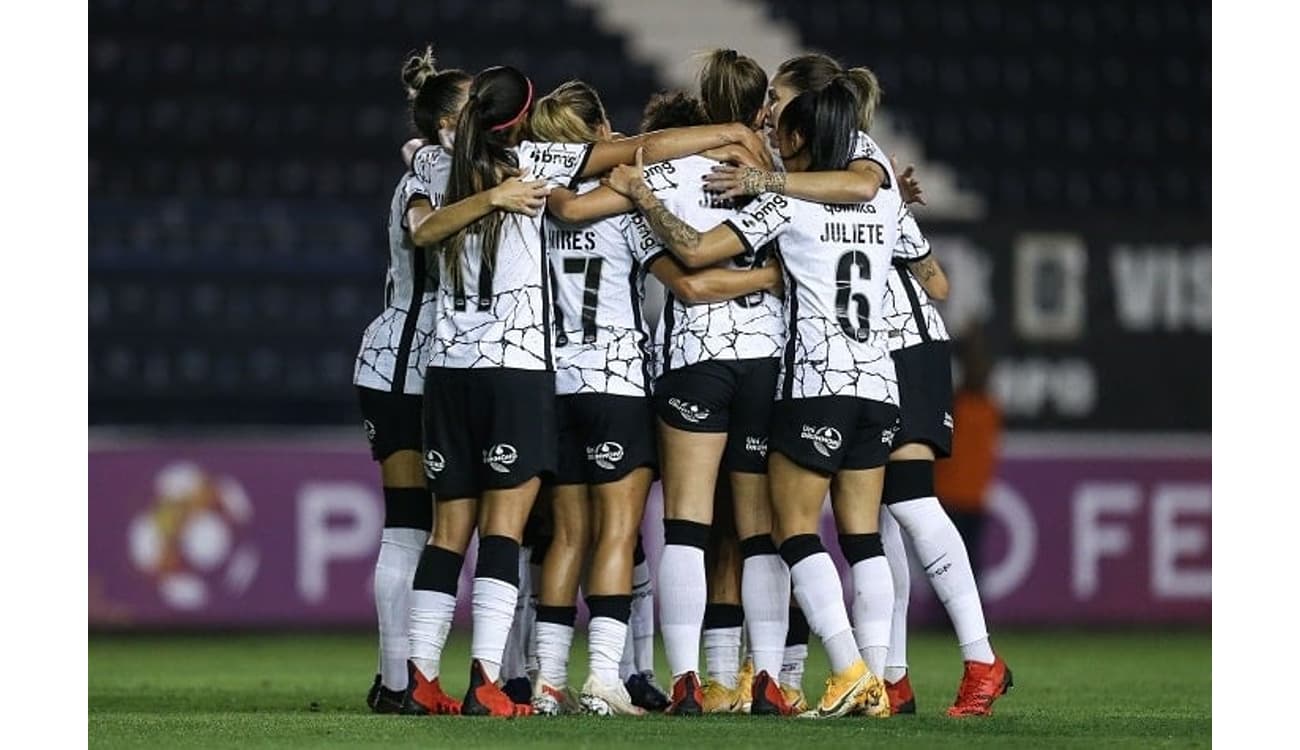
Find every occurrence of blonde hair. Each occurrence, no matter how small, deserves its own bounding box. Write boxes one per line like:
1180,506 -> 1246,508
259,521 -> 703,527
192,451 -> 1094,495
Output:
775,54 -> 883,131
529,81 -> 607,143
698,48 -> 767,127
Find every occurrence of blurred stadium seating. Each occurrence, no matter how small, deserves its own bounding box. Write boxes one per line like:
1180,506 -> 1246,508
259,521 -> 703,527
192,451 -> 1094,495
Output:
90,0 -> 1208,427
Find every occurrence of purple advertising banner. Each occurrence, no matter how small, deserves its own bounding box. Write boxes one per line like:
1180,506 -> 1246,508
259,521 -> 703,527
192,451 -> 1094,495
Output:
89,434 -> 1209,628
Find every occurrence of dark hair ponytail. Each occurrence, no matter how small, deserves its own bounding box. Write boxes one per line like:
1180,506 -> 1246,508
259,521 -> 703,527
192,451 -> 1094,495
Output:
443,65 -> 534,288
777,75 -> 859,172
401,46 -> 471,140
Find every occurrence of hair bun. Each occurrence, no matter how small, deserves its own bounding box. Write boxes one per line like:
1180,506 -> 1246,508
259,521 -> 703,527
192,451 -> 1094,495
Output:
401,45 -> 439,99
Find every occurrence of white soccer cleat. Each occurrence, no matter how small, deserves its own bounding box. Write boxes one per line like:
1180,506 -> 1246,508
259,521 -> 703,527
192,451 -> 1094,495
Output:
579,674 -> 648,717
531,676 -> 575,716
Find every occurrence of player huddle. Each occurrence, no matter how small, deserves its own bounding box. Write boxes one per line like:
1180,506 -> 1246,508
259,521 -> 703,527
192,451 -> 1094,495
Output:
352,43 -> 1012,720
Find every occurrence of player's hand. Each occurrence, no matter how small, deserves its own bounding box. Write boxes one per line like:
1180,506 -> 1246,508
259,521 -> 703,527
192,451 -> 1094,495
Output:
603,147 -> 648,198
891,154 -> 925,206
704,164 -> 776,200
699,143 -> 765,170
489,175 -> 550,217
734,126 -> 775,170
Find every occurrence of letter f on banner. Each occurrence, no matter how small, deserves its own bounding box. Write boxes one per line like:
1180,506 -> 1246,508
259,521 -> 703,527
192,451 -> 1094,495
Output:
1072,482 -> 1140,599
297,482 -> 382,603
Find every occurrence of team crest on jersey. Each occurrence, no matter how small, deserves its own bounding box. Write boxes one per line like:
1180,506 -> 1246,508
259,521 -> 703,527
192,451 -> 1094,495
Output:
424,450 -> 446,478
745,436 -> 768,458
587,441 -> 625,471
363,420 -> 376,444
800,425 -> 843,458
668,398 -> 710,424
484,444 -> 519,474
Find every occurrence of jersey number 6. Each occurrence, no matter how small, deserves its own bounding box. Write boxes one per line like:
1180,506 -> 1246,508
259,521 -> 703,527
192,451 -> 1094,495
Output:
835,250 -> 872,342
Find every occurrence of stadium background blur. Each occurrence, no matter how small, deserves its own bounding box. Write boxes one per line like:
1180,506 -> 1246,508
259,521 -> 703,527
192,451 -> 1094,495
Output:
88,0 -> 1208,643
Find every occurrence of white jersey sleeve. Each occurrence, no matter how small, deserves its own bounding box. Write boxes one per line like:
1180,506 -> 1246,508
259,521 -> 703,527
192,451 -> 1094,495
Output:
518,140 -> 594,190
723,192 -> 797,253
894,207 -> 931,262
353,171 -> 440,394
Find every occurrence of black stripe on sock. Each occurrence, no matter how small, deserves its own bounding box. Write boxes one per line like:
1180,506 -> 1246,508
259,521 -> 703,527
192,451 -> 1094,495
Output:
664,519 -> 711,550
779,534 -> 824,568
383,487 -> 433,531
586,594 -> 633,623
412,546 -> 464,595
475,535 -> 520,586
739,534 -> 778,559
838,533 -> 884,565
703,603 -> 744,630
535,605 -> 577,626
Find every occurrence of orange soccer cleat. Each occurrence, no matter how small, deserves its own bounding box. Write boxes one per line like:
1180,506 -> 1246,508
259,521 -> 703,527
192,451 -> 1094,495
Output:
947,655 -> 1013,717
400,661 -> 462,715
461,660 -> 534,717
886,673 -> 917,715
750,670 -> 799,716
665,671 -> 704,716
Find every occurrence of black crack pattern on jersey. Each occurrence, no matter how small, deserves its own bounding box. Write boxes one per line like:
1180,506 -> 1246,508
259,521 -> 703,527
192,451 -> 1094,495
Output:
661,294 -> 785,372
555,327 -> 649,396
354,299 -> 438,393
429,283 -> 551,370
880,271 -> 949,352
780,316 -> 898,404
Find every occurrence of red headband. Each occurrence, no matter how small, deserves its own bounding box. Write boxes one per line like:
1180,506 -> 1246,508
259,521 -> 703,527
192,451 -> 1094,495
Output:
489,78 -> 534,132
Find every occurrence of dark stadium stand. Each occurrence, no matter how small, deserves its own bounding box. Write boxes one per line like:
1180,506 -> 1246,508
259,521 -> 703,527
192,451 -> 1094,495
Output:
90,0 -> 1208,426
90,0 -> 662,424
759,0 -> 1209,215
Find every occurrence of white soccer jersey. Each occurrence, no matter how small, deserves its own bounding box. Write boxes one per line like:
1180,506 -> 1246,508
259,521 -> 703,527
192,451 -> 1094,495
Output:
547,178 -> 654,396
725,188 -> 922,403
850,130 -> 896,187
352,171 -> 437,394
880,208 -> 950,351
412,140 -> 593,370
637,155 -> 786,373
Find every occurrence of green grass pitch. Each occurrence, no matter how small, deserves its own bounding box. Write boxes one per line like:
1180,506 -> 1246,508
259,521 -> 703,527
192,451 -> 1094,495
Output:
89,629 -> 1209,748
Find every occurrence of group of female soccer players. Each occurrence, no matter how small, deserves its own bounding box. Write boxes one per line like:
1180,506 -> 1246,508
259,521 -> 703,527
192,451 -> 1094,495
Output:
351,43 -> 1012,720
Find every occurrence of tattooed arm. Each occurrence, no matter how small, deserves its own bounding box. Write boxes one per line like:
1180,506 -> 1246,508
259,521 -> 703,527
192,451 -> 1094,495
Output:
605,149 -> 745,269
907,255 -> 949,300
703,159 -> 881,203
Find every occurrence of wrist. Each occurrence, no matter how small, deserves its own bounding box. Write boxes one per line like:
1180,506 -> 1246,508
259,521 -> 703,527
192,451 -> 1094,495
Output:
630,181 -> 654,206
487,185 -> 504,210
764,171 -> 787,195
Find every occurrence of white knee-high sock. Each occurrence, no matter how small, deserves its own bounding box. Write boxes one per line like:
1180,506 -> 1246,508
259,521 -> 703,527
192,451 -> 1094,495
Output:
849,556 -> 893,678
587,595 -> 633,686
890,496 -> 995,664
660,520 -> 710,679
500,546 -> 532,681
408,544 -> 463,681
375,527 -> 428,690
740,536 -> 790,679
880,506 -> 911,683
702,603 -> 743,688
534,606 -> 577,688
470,535 -> 523,682
783,539 -> 859,673
630,554 -> 655,674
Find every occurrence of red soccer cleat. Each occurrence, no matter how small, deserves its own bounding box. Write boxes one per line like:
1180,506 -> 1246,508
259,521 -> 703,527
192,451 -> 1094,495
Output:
750,670 -> 798,716
947,654 -> 1013,717
886,673 -> 916,715
400,661 -> 462,715
461,660 -> 534,717
665,671 -> 704,716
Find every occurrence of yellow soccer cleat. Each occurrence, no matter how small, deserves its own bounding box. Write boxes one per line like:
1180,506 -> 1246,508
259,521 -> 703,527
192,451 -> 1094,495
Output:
859,671 -> 891,718
801,660 -> 872,719
701,679 -> 742,714
780,684 -> 808,714
736,658 -> 755,713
